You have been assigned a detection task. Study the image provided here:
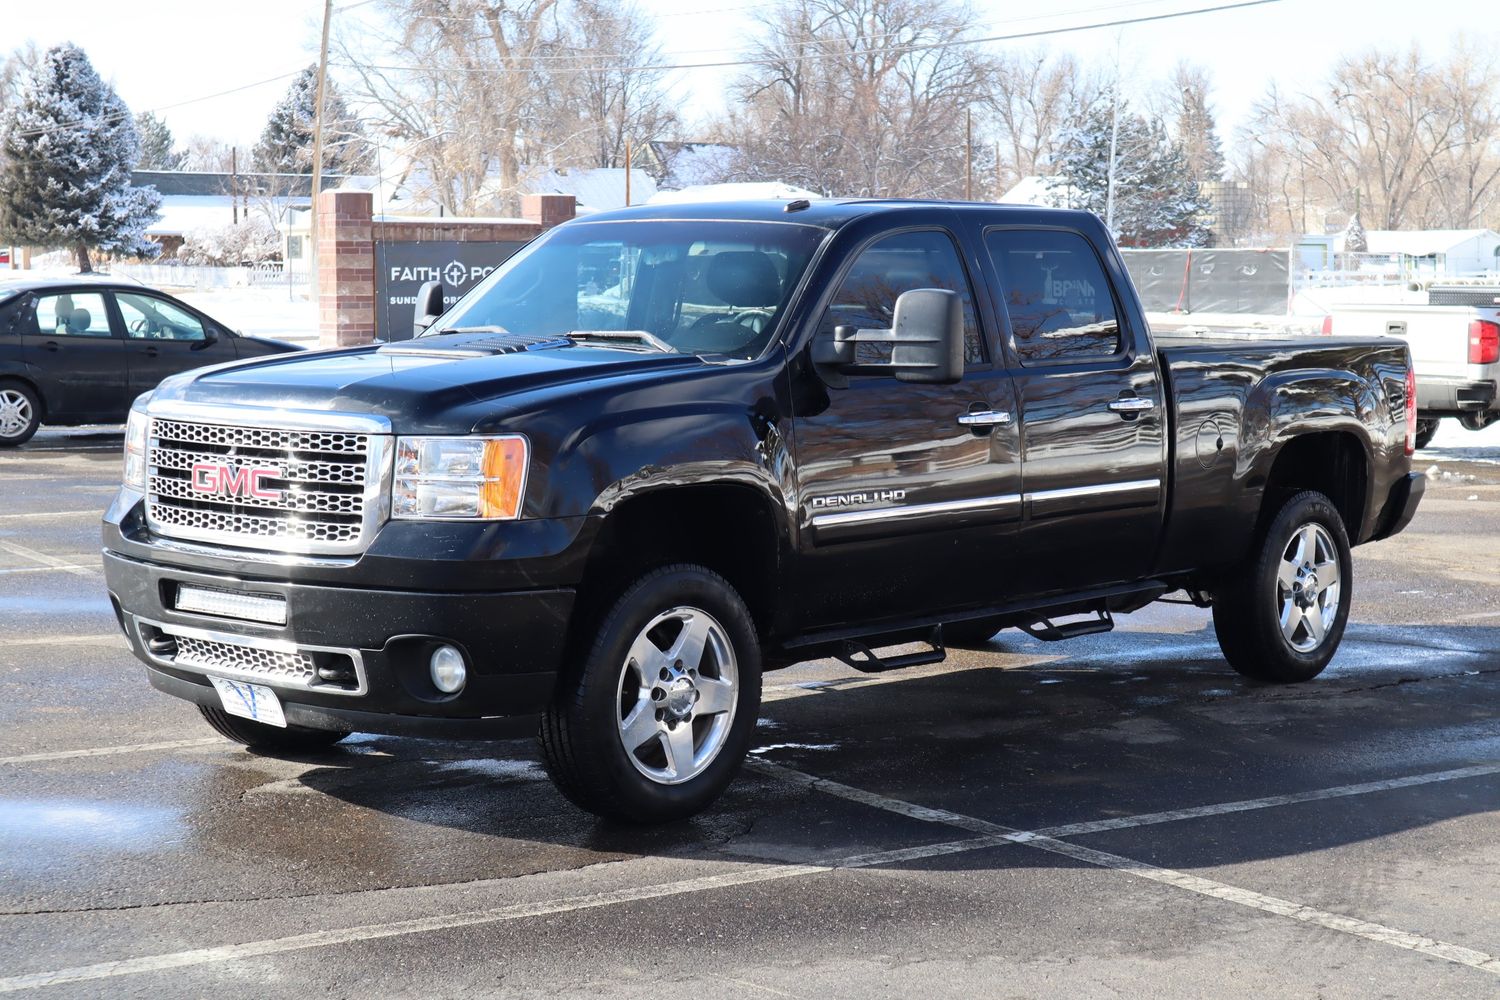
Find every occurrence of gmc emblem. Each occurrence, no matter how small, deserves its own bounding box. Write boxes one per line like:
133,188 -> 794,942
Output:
190,463 -> 283,502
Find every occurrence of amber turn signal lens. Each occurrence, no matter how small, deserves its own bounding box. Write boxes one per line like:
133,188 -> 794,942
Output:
480,437 -> 528,519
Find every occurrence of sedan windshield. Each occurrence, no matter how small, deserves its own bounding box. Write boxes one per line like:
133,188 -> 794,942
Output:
433,220 -> 826,359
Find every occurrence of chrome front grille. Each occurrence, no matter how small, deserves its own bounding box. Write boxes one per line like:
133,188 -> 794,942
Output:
175,634 -> 318,685
142,404 -> 391,556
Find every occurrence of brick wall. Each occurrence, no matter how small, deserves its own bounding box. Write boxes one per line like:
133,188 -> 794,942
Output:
316,191 -> 576,349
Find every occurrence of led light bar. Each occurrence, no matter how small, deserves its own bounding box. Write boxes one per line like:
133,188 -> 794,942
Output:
175,585 -> 288,626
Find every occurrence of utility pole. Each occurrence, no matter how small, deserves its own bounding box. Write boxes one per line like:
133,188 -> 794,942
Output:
309,0 -> 334,271
230,146 -> 239,224
964,109 -> 973,201
1104,36 -> 1122,234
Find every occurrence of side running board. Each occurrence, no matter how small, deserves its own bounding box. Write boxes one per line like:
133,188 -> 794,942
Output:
835,628 -> 946,673
1018,609 -> 1115,642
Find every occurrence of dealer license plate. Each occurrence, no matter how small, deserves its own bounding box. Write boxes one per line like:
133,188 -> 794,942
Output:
209,677 -> 287,728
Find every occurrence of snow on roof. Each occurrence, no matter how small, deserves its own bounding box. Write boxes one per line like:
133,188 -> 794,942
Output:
999,175 -> 1053,206
1354,229 -> 1500,256
521,167 -> 656,212
646,182 -> 823,205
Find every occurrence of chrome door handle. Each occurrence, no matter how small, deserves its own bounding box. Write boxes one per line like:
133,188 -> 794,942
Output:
957,410 -> 1012,427
1108,397 -> 1155,414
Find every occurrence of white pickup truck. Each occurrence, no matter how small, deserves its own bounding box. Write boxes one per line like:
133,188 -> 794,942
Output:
1323,286 -> 1500,449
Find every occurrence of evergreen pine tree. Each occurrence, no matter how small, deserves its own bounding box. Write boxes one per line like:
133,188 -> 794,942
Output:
1175,79 -> 1225,185
1047,91 -> 1211,248
1344,211 -> 1368,253
0,44 -> 161,271
135,111 -> 185,170
251,66 -> 373,176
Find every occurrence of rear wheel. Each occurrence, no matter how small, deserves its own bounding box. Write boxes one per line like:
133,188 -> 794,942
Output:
942,616 -> 1006,648
0,382 -> 40,447
1414,418 -> 1440,451
539,564 -> 761,823
197,704 -> 350,752
1212,490 -> 1351,683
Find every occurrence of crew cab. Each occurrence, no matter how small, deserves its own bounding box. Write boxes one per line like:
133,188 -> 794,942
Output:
101,201 -> 1425,822
1322,285 -> 1500,448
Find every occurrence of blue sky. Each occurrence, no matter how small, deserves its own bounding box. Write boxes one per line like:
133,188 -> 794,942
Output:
4,0 -> 1484,155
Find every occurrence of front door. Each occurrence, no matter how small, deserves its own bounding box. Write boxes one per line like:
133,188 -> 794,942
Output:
20,290 -> 129,420
113,291 -> 236,396
790,227 -> 1022,629
980,227 -> 1167,596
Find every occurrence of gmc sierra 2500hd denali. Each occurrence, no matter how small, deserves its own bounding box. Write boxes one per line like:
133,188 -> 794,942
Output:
102,200 -> 1426,822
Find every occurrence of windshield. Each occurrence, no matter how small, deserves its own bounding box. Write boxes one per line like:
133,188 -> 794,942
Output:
433,220 -> 825,359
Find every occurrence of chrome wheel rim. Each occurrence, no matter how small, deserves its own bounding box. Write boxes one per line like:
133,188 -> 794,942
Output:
1276,523 -> 1341,652
0,389 -> 32,439
616,606 -> 738,785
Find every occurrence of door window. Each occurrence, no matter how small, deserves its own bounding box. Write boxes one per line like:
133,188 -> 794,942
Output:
116,293 -> 208,341
34,292 -> 112,338
820,230 -> 987,366
984,230 -> 1123,364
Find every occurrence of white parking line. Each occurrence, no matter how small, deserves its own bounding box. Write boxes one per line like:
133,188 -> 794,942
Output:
0,541 -> 98,577
0,565 -> 99,577
0,739 -> 223,766
4,633 -> 122,648
758,760 -> 1500,979
3,761 -> 1497,989
0,510 -> 100,521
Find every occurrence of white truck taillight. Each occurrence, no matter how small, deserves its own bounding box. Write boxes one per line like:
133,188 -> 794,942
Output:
1469,319 -> 1500,364
1404,365 -> 1417,457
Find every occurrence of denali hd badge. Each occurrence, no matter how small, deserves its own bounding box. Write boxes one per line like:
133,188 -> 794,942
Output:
190,463 -> 283,502
810,489 -> 906,509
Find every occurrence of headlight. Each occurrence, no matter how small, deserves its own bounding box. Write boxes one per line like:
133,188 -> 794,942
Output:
123,407 -> 149,491
392,435 -> 529,520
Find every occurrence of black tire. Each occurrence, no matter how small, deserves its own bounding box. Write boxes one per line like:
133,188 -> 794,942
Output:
0,381 -> 41,447
1212,490 -> 1352,683
943,616 -> 1006,648
1414,418 -> 1440,451
539,563 -> 762,823
198,704 -> 350,752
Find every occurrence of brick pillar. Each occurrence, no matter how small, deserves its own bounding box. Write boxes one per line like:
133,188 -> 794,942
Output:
317,189 -> 376,349
521,193 -> 577,230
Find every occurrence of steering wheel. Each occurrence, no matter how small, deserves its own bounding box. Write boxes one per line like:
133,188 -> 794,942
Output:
128,318 -> 148,335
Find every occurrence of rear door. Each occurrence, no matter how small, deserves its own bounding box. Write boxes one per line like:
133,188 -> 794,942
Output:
980,226 -> 1167,595
19,289 -> 129,420
790,221 -> 1023,627
113,291 -> 239,396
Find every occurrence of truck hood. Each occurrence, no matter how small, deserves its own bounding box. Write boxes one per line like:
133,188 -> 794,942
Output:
152,331 -> 703,425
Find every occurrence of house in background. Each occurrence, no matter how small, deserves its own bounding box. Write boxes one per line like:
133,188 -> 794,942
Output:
131,170 -> 358,258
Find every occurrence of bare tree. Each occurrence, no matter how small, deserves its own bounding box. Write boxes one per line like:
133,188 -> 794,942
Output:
180,135 -> 236,172
1245,44 -> 1500,234
717,0 -> 995,199
987,49 -> 1097,193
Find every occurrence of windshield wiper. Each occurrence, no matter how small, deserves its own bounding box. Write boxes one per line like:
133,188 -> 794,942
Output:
566,330 -> 677,354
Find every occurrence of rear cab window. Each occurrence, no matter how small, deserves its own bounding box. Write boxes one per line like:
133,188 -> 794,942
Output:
984,229 -> 1124,364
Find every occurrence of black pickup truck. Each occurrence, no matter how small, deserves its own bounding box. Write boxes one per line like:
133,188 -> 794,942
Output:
102,200 -> 1425,822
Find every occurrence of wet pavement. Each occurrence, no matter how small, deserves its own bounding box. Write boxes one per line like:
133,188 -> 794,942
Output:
1,426 -> 1498,998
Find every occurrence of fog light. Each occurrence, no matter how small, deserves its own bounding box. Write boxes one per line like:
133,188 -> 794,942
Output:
430,644 -> 467,694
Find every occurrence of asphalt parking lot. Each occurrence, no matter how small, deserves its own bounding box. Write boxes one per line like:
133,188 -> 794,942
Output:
2,427 -> 1498,998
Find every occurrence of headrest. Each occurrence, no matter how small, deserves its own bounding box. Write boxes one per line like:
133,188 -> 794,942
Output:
66,307 -> 91,333
706,251 -> 782,308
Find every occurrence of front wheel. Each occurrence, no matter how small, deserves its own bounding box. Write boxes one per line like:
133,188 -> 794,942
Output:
539,564 -> 762,823
197,704 -> 351,752
1212,490 -> 1352,683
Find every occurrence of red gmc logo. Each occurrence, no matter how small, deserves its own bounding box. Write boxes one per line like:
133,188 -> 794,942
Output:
190,463 -> 283,501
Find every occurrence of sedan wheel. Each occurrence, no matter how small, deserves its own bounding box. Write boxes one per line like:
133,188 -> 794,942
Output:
0,385 -> 40,446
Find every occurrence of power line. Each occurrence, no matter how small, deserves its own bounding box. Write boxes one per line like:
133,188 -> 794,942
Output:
335,0 -> 1285,75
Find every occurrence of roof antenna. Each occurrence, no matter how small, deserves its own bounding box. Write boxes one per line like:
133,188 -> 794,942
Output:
784,199 -> 811,213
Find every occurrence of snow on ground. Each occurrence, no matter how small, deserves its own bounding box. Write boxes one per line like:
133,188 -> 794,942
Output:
174,287 -> 318,347
1418,415 -> 1500,467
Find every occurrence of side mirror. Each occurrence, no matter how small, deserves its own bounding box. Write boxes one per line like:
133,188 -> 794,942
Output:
812,288 -> 965,388
413,280 -> 445,337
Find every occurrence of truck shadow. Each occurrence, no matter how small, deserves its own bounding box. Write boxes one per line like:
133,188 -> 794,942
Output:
279,619 -> 1500,881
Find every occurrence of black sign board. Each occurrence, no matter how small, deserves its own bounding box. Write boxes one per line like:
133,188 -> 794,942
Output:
374,240 -> 527,341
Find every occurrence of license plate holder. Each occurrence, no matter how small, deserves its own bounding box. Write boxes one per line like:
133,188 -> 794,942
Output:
209,676 -> 287,728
